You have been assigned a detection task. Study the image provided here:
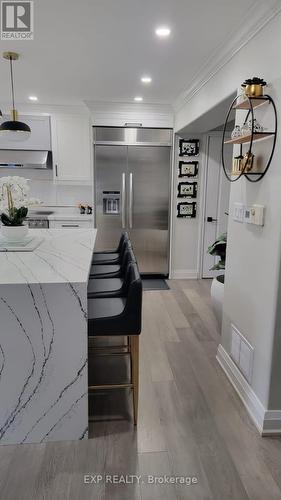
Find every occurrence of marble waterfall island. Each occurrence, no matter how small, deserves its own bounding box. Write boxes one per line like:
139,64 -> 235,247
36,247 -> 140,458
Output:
0,228 -> 97,444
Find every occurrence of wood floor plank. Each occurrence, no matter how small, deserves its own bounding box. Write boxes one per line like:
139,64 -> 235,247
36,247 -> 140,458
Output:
138,451 -> 178,500
160,290 -> 190,330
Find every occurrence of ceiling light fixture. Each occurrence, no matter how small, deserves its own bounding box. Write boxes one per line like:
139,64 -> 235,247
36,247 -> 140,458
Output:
28,95 -> 38,101
155,26 -> 171,37
0,52 -> 31,141
134,96 -> 143,102
141,76 -> 152,84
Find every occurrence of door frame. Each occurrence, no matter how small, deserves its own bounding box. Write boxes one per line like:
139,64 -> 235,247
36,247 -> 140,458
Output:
198,131 -> 226,279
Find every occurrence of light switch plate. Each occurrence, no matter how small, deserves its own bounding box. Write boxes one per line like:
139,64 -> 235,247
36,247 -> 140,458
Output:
233,203 -> 245,223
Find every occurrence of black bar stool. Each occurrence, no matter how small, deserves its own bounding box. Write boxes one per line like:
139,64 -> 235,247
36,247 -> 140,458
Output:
90,246 -> 136,279
88,263 -> 142,425
92,232 -> 129,264
88,255 -> 135,298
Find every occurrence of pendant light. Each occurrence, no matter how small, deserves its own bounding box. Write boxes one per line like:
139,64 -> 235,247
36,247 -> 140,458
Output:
0,52 -> 31,141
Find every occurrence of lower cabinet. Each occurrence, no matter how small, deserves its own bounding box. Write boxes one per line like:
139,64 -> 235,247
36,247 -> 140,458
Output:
49,220 -> 94,229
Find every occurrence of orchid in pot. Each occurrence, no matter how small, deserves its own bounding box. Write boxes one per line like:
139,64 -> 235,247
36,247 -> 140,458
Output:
0,176 -> 40,242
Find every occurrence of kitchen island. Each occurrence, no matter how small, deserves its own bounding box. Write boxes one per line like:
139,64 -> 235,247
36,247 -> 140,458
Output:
0,228 -> 96,445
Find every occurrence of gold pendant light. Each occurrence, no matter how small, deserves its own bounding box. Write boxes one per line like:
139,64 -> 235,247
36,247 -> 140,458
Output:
0,52 -> 31,141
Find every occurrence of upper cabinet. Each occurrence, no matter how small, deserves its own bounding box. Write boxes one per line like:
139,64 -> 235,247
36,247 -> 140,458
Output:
0,115 -> 51,150
51,114 -> 92,184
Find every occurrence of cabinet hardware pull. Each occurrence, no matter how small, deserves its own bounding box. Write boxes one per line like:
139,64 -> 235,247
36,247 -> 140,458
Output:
61,224 -> 79,227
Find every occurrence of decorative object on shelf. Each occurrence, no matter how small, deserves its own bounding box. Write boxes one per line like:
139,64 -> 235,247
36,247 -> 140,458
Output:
231,125 -> 242,139
241,77 -> 267,97
0,176 -> 40,242
179,139 -> 199,157
232,155 -> 244,175
241,151 -> 255,172
221,90 -> 277,183
177,181 -> 197,198
178,161 -> 199,177
177,201 -> 197,218
247,118 -> 263,133
0,52 -> 31,141
241,123 -> 251,136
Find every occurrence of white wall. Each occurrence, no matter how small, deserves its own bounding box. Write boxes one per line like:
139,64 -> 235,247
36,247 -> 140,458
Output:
174,11 -> 281,417
170,134 -> 205,279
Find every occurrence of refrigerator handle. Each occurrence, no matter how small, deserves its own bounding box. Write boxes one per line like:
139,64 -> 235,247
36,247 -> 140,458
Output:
129,172 -> 133,229
122,172 -> 126,229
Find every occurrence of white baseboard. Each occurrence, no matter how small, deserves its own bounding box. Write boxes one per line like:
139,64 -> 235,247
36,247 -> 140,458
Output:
216,344 -> 281,436
170,269 -> 198,279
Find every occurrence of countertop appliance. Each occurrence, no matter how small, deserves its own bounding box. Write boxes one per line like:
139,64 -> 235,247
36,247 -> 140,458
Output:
93,126 -> 172,276
27,211 -> 53,228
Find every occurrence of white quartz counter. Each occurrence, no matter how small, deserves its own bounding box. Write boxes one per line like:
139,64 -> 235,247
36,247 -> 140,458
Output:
0,228 -> 97,445
0,228 -> 96,285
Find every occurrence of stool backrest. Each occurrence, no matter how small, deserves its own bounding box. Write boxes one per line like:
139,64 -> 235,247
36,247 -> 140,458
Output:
120,246 -> 136,274
117,231 -> 129,253
124,262 -> 142,334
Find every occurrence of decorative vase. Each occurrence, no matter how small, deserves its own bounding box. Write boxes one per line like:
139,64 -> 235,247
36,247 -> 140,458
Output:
1,224 -> 28,242
211,275 -> 225,330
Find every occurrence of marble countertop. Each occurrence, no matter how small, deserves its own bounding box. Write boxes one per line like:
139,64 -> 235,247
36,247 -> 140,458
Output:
0,228 -> 97,285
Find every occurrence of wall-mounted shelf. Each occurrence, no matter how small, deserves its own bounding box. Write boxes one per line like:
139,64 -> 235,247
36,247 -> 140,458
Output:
224,132 -> 275,145
221,93 -> 277,183
233,97 -> 268,110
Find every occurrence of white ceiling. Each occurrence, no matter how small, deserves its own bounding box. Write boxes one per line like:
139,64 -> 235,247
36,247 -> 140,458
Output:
0,0 -> 275,107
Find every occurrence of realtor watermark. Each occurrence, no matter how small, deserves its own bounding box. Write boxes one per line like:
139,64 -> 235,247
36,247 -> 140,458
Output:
1,1 -> 34,40
84,474 -> 198,487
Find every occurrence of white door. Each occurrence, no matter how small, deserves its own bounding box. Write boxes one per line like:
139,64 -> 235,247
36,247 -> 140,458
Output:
202,134 -> 231,278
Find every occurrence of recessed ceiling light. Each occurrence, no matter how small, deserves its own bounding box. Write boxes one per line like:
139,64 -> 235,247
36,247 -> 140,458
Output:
155,26 -> 171,37
141,76 -> 152,84
28,95 -> 38,101
134,96 -> 143,102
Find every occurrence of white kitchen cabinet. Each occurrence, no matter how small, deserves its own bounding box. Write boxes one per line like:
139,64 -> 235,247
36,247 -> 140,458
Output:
51,114 -> 92,183
49,219 -> 94,229
0,115 -> 51,150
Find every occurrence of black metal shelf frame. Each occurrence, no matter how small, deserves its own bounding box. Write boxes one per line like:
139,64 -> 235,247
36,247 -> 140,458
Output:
221,94 -> 278,183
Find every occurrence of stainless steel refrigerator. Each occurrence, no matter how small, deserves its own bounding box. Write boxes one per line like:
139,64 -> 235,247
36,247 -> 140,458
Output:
93,127 -> 172,276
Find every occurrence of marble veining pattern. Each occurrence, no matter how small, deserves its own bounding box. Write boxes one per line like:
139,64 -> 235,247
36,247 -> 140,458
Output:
0,229 -> 96,444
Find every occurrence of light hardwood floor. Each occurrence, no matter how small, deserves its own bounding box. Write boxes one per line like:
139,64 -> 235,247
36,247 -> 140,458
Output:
1,279 -> 281,499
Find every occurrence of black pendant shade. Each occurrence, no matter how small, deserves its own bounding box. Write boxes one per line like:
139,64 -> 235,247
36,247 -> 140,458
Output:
0,120 -> 31,133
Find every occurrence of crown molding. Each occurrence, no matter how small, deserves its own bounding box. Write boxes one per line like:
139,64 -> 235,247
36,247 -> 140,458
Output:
173,1 -> 281,112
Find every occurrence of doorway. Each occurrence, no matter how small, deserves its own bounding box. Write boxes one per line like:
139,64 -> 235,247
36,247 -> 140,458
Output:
201,133 -> 231,278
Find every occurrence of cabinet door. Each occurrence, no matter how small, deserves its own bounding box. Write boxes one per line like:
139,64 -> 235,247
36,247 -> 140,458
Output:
52,115 -> 92,183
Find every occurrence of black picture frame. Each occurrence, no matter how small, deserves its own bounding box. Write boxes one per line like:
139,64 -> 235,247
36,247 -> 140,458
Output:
179,161 -> 199,178
177,202 -> 197,218
179,139 -> 200,157
177,181 -> 197,198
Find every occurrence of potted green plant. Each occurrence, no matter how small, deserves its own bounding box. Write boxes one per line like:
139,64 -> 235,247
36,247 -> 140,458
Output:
0,176 -> 40,242
207,233 -> 227,327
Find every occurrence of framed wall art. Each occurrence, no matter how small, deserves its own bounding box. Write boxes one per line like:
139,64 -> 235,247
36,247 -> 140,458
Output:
178,161 -> 199,178
177,202 -> 197,218
177,181 -> 197,198
179,139 -> 199,157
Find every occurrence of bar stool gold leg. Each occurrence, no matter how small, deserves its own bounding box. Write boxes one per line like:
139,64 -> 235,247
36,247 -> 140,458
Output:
130,335 -> 139,426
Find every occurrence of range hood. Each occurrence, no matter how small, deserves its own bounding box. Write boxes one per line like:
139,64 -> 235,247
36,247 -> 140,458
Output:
0,150 -> 52,169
